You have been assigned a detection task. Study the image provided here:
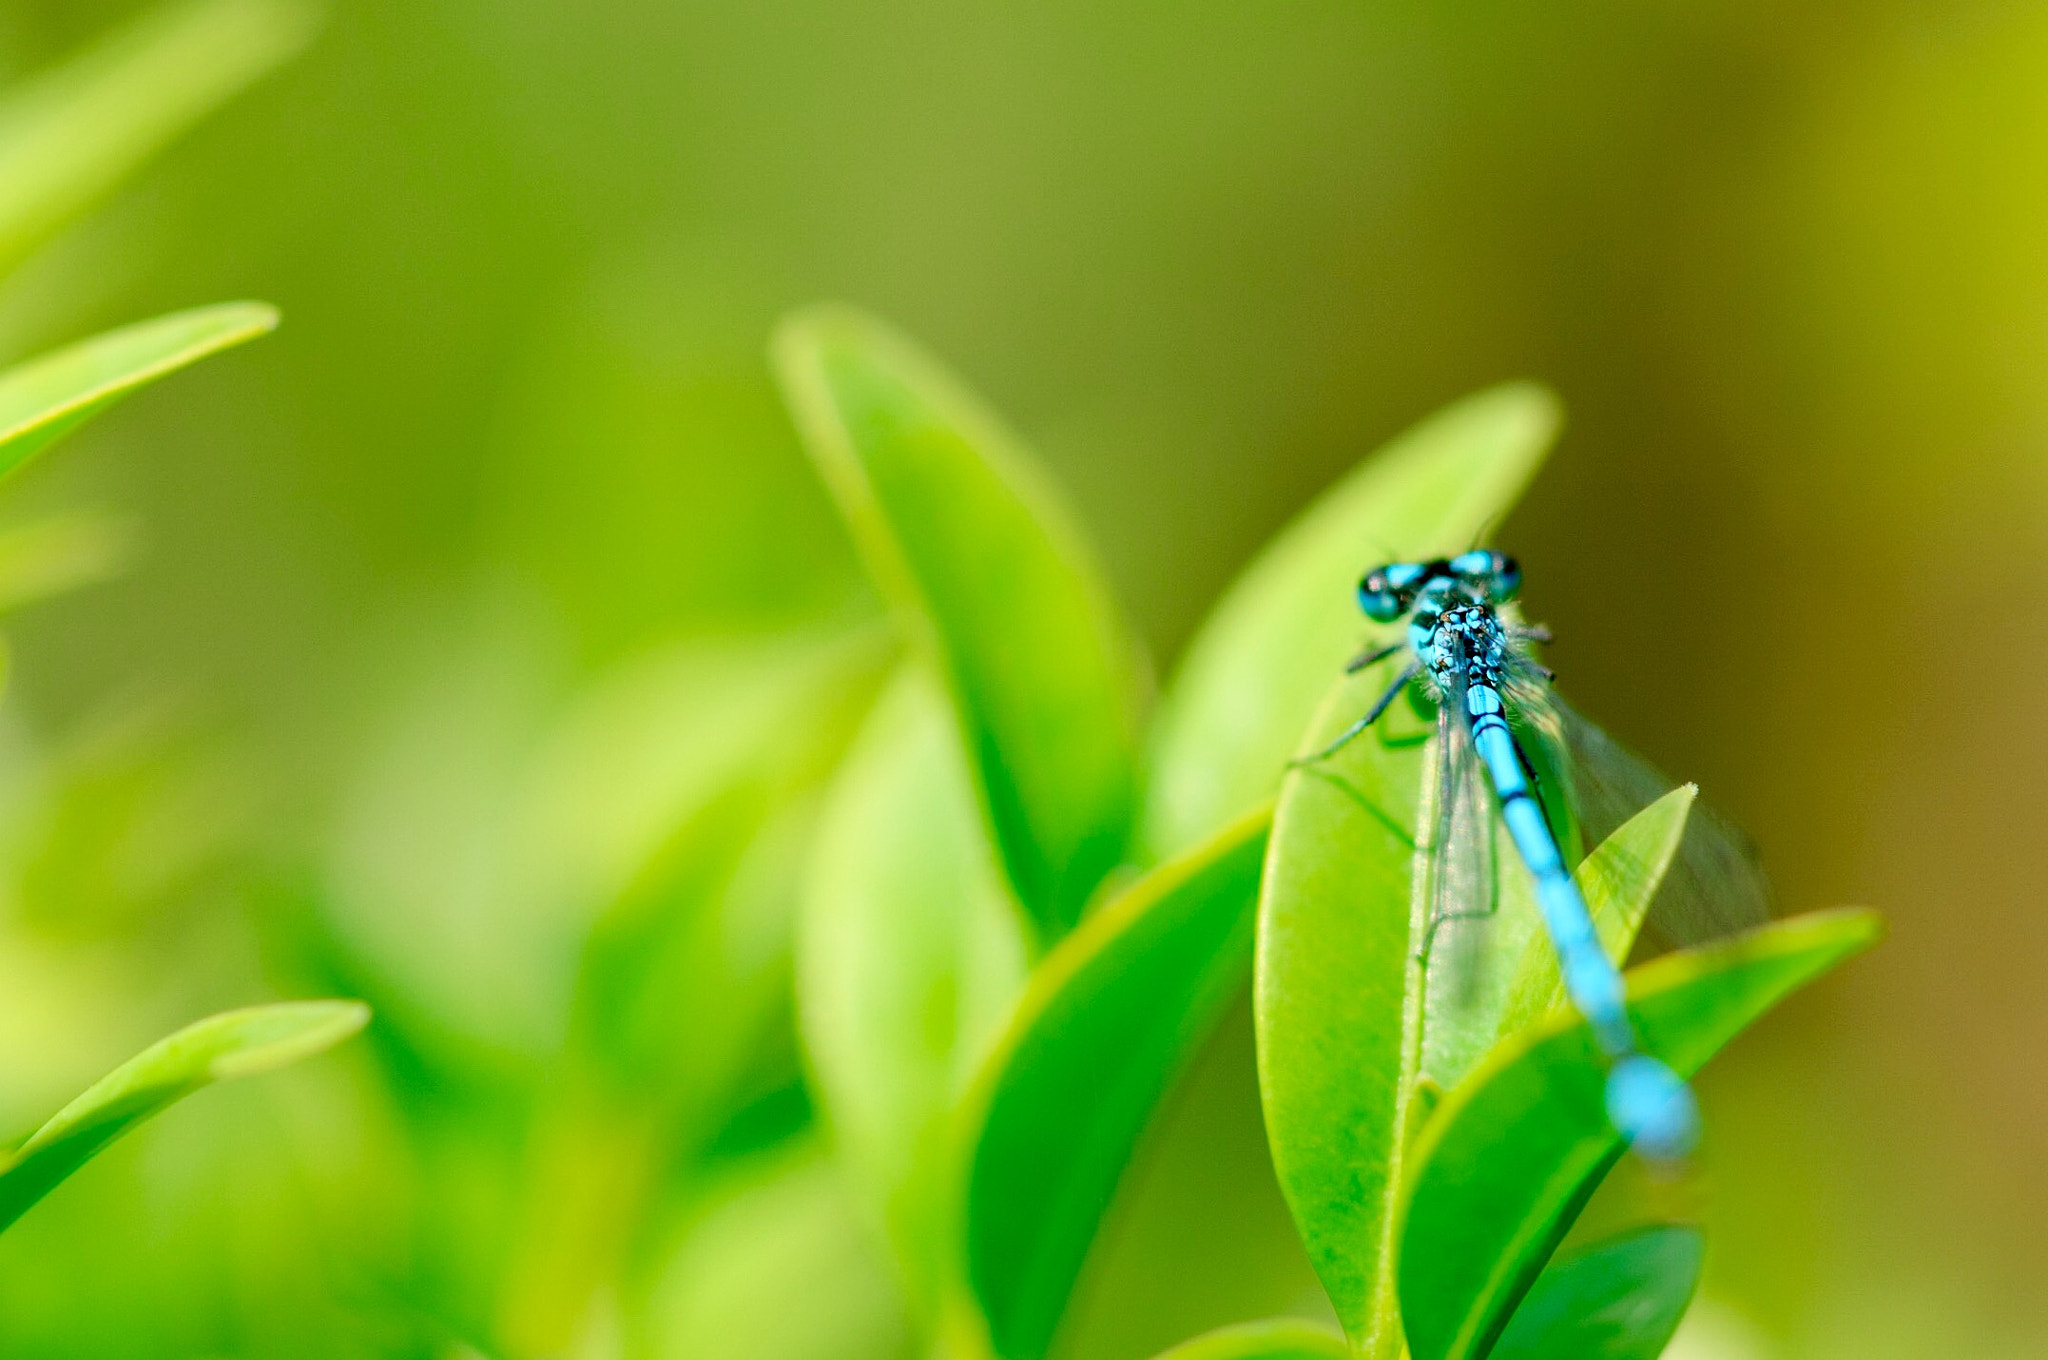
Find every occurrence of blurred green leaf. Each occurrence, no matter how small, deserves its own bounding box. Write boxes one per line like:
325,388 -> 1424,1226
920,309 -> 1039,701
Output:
0,509 -> 132,612
1143,384 -> 1557,858
0,301 -> 277,482
775,306 -> 1145,934
0,1000 -> 368,1234
16,694 -> 252,937
503,801 -> 842,1355
327,624 -> 880,1057
477,632 -> 888,1351
963,805 -> 1270,1360
1255,682 -> 1702,1355
1148,1319 -> 1351,1360
1397,909 -> 1883,1360
1490,1225 -> 1703,1360
0,0 -> 317,274
797,667 -> 1031,1316
641,1145 -> 912,1360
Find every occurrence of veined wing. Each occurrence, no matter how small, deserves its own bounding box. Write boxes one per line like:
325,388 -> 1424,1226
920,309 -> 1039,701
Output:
1509,680 -> 1771,953
1419,670 -> 1557,1087
1423,689 -> 1498,966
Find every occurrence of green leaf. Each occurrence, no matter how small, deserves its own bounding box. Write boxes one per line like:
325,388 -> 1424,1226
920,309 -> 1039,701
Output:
0,301 -> 278,482
1148,1319 -> 1352,1360
328,627 -> 884,1057
0,999 -> 369,1233
1144,384 -> 1558,858
1420,784 -> 1693,1125
1490,1225 -> 1704,1360
0,509 -> 132,611
1397,909 -> 1884,1360
482,632 -> 892,1354
1254,679 -> 1431,1356
774,307 -> 1145,934
963,805 -> 1271,1360
0,0 -> 317,273
797,667 -> 1032,1316
1255,690 -> 1711,1355
1491,786 -> 1696,1048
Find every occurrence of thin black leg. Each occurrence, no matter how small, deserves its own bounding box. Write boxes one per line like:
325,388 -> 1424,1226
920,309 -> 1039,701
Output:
1345,640 -> 1405,674
1292,661 -> 1421,765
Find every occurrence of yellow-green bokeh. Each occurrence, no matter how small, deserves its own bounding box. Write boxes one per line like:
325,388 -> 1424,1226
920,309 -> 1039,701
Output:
0,1 -> 2039,1356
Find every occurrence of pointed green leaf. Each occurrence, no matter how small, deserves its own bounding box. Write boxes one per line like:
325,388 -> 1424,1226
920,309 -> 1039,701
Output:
774,307 -> 1144,933
1258,688 -> 1740,1357
0,0 -> 316,273
797,668 -> 1031,1316
1397,909 -> 1883,1360
1255,677 -> 1434,1356
0,301 -> 278,482
1490,1225 -> 1704,1360
1150,1319 -> 1351,1360
964,806 -> 1271,1360
0,999 -> 369,1233
1144,384 -> 1558,857
1418,782 -> 1694,1124
1491,786 -> 1698,1054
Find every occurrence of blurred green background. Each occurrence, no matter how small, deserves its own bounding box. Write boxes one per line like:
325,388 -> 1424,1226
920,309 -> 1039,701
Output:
0,0 -> 2036,1356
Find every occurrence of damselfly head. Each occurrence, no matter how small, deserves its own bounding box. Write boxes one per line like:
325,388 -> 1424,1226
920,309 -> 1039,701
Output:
1449,549 -> 1521,605
1359,552 -> 1520,621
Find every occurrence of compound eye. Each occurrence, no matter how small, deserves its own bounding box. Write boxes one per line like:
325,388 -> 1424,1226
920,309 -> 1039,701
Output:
1357,570 -> 1405,622
1491,553 -> 1522,603
1448,549 -> 1493,578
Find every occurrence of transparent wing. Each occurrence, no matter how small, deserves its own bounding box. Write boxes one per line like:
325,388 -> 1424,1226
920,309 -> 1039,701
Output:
1424,675 -> 1501,998
1505,671 -> 1771,953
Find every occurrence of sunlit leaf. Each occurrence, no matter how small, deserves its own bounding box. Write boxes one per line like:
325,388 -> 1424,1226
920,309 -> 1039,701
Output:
0,1000 -> 369,1233
1148,1319 -> 1351,1360
1493,786 -> 1695,1045
0,302 -> 278,482
1255,685 -> 1712,1354
1144,384 -> 1557,858
963,805 -> 1270,1360
1490,1225 -> 1704,1360
797,667 -> 1031,1316
0,0 -> 317,274
1254,679 -> 1430,1355
1397,909 -> 1883,1360
775,307 -> 1145,934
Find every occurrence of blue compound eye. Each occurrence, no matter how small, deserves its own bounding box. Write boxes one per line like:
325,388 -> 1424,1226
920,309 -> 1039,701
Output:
1448,549 -> 1493,577
1491,553 -> 1521,602
1357,570 -> 1405,622
1450,549 -> 1521,603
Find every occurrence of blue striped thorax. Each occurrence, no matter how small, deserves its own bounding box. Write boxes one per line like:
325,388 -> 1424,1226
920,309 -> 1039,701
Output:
1415,603 -> 1508,693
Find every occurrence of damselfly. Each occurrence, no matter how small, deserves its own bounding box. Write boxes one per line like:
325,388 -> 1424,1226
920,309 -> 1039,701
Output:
1310,550 -> 1769,1159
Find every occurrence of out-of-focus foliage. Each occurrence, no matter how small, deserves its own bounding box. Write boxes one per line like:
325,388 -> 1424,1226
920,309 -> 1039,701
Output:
779,306 -> 1861,1360
0,0 -> 2034,1357
0,0 -> 366,1306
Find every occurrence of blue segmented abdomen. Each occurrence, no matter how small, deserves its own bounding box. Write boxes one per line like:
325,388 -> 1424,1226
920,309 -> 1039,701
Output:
1462,680 -> 1700,1159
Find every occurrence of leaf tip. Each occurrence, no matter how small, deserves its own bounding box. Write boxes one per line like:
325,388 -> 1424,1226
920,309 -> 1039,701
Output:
205,998 -> 370,1080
